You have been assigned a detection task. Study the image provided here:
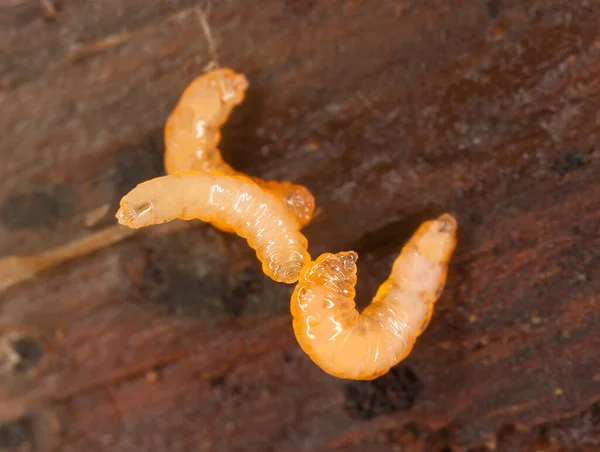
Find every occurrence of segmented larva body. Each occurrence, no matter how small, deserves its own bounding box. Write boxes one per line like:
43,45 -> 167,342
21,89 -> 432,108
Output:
164,68 -> 314,228
290,214 -> 457,380
116,171 -> 310,284
164,68 -> 245,176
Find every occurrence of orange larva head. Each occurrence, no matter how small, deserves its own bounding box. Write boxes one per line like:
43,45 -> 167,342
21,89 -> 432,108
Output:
207,68 -> 249,106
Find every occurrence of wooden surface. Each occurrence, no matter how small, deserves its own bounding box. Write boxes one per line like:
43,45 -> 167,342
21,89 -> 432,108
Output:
1,1 -> 599,451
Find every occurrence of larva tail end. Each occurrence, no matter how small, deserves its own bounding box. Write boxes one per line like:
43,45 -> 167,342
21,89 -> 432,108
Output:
288,185 -> 316,228
315,251 -> 358,273
255,180 -> 316,228
277,183 -> 316,228
304,251 -> 358,295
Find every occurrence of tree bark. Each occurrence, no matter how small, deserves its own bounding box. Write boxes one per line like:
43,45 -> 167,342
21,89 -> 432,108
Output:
0,1 -> 598,451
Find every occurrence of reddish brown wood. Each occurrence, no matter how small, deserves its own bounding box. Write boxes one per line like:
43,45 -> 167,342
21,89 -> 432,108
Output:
0,1 -> 598,451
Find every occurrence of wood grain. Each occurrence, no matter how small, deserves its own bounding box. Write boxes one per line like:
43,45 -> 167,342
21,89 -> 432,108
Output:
0,1 -> 598,451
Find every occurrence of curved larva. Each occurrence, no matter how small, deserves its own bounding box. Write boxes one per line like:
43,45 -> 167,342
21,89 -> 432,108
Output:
164,68 -> 246,176
163,68 -> 315,229
115,171 -> 311,284
290,214 -> 458,380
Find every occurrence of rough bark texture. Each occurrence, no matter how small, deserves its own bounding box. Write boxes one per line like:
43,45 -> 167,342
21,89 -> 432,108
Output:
0,1 -> 599,451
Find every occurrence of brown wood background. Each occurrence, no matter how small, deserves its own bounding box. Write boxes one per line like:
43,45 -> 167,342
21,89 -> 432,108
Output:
0,1 -> 599,451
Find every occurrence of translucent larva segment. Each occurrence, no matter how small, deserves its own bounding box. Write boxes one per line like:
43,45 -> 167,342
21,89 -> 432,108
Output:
163,68 -> 316,229
257,180 -> 316,229
212,179 -> 316,233
164,68 -> 247,176
115,171 -> 310,284
291,214 -> 457,380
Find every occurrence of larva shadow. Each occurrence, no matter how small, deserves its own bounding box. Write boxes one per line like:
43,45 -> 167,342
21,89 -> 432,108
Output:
343,365 -> 423,420
111,129 -> 165,206
0,416 -> 32,450
217,81 -> 269,176
121,226 -> 291,321
121,230 -> 229,322
347,206 -> 449,311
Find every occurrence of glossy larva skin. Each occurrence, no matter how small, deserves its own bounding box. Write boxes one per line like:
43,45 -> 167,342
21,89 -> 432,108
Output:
290,214 -> 457,380
164,68 -> 246,176
164,68 -> 315,228
116,171 -> 310,284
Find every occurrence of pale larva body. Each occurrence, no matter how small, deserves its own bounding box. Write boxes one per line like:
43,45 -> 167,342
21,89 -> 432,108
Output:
290,214 -> 457,380
164,68 -> 245,176
116,171 -> 310,284
164,68 -> 314,228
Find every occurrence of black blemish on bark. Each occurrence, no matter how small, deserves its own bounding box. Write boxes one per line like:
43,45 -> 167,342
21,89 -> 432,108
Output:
344,365 -> 423,420
0,416 -> 32,450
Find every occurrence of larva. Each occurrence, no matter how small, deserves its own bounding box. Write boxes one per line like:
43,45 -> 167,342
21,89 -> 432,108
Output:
115,171 -> 311,284
164,68 -> 246,176
0,224 -> 135,293
163,67 -> 315,228
290,214 -> 457,380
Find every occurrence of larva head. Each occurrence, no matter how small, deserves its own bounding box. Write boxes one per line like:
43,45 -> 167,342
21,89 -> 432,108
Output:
208,68 -> 249,106
413,213 -> 458,263
115,201 -> 155,229
115,181 -> 165,229
303,251 -> 358,297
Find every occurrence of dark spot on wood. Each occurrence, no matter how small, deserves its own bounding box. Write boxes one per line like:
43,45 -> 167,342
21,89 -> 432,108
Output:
470,339 -> 487,352
124,241 -> 229,319
231,385 -> 242,395
551,151 -> 589,175
0,416 -> 31,450
486,0 -> 501,19
147,265 -> 225,318
0,184 -> 73,230
284,0 -> 317,16
222,268 -> 263,317
282,351 -> 294,363
132,247 -> 170,303
210,375 -> 226,388
470,212 -> 483,225
0,334 -> 43,375
11,336 -> 43,373
344,366 -> 423,420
